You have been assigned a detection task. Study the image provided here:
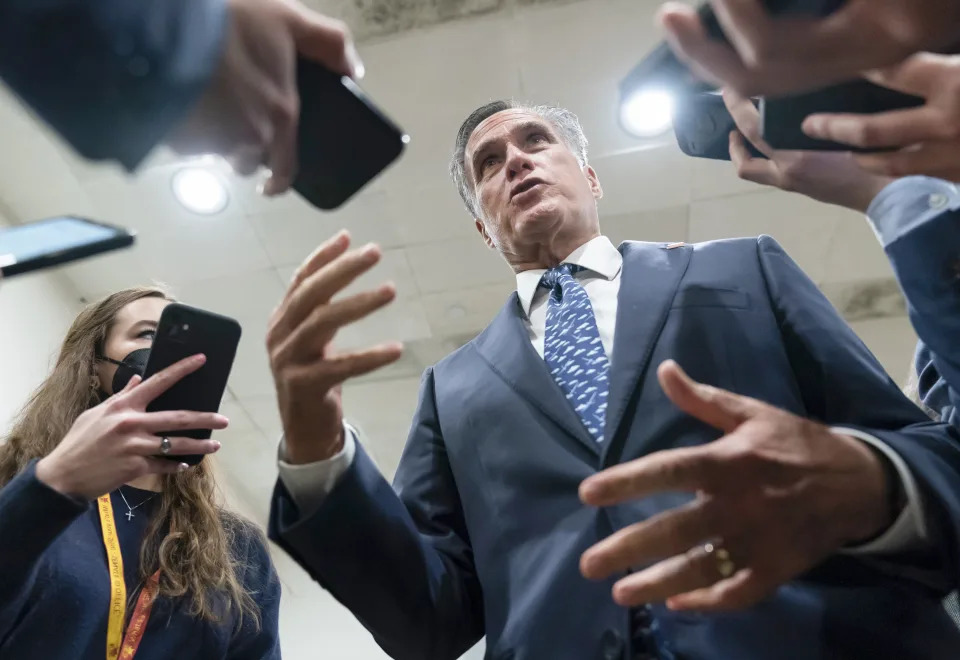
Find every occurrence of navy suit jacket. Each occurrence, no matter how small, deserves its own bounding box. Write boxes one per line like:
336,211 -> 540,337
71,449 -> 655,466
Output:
0,0 -> 225,169
271,236 -> 960,660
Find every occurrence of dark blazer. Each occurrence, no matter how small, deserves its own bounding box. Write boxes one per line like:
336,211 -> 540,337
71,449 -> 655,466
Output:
271,236 -> 960,660
0,0 -> 226,169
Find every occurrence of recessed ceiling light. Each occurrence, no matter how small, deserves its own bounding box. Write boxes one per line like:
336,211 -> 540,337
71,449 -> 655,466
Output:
620,89 -> 675,138
171,167 -> 229,215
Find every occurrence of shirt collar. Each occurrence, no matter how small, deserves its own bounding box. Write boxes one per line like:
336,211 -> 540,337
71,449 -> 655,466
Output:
515,236 -> 622,316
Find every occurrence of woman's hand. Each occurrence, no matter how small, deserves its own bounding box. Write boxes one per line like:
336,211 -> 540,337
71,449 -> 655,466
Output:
35,354 -> 228,500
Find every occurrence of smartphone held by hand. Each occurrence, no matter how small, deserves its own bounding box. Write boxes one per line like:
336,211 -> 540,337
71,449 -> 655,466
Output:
759,81 -> 924,151
629,0 -> 926,160
141,304 -> 241,465
292,59 -> 408,210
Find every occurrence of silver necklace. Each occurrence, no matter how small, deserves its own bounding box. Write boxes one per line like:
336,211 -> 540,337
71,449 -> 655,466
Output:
117,489 -> 157,521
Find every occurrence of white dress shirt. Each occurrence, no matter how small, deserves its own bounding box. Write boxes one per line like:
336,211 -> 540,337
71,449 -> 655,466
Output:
278,236 -> 925,553
516,235 -> 621,359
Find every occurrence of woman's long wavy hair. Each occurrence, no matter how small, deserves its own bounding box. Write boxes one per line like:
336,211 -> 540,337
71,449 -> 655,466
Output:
0,287 -> 260,629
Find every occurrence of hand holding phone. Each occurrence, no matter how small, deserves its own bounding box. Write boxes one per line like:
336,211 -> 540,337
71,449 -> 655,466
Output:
637,0 -> 924,158
35,356 -> 227,500
141,304 -> 242,465
799,53 -> 960,183
166,0 -> 362,192
659,0 -> 960,98
760,80 -> 924,151
724,89 -> 895,213
292,59 -> 408,210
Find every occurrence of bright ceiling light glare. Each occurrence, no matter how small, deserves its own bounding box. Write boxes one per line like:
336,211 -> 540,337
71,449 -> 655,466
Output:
171,167 -> 229,215
620,89 -> 675,138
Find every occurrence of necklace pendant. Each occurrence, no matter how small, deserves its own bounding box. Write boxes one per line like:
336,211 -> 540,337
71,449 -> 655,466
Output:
125,510 -> 135,521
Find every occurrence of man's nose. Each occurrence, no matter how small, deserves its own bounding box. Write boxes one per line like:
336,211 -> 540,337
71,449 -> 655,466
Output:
505,145 -> 534,180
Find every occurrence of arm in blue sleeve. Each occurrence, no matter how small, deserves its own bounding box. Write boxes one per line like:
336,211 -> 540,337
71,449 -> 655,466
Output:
757,235 -> 960,590
0,0 -> 227,170
867,177 -> 960,425
268,368 -> 484,660
0,461 -> 89,636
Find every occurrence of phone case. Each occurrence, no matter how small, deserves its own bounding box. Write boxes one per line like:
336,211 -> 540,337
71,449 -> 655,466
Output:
292,59 -> 407,210
142,303 -> 242,464
761,80 -> 924,152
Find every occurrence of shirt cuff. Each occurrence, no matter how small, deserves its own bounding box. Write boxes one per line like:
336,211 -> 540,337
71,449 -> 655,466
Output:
866,176 -> 960,248
832,427 -> 928,555
277,422 -> 358,517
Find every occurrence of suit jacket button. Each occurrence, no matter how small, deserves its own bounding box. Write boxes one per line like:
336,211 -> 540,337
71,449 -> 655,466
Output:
601,629 -> 624,660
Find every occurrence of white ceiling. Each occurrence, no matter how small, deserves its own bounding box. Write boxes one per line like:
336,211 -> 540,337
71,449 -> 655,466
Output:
0,1 -> 919,657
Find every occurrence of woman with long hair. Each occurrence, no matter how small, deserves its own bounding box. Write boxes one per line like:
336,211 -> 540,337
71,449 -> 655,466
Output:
0,287 -> 281,659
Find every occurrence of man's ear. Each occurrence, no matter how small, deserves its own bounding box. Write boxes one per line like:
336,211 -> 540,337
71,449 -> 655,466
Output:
585,165 -> 603,200
475,219 -> 496,249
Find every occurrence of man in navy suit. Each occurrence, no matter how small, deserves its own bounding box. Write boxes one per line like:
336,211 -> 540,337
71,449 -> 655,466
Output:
0,0 -> 361,194
266,100 -> 960,659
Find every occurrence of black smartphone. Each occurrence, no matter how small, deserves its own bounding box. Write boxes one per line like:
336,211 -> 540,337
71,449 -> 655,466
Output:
0,216 -> 135,278
673,92 -> 767,161
760,80 -> 924,151
141,303 -> 242,465
292,59 -> 408,210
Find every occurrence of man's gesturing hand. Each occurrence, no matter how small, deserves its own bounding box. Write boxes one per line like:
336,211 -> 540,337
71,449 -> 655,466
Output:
579,360 -> 893,612
267,231 -> 402,465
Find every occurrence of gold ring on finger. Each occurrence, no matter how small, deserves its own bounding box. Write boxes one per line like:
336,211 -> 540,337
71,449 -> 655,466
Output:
702,541 -> 736,579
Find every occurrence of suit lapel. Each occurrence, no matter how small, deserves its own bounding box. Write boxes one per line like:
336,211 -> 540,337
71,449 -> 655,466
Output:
474,294 -> 600,459
603,242 -> 692,460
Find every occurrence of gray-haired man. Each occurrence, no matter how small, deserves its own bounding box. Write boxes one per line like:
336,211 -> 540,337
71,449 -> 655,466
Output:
267,100 -> 960,660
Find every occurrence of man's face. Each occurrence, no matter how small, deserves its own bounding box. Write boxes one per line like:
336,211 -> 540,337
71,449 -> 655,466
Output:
464,109 -> 602,258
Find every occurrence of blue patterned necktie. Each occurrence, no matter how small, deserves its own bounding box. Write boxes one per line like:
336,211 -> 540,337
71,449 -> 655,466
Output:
541,264 -> 674,660
541,264 -> 610,443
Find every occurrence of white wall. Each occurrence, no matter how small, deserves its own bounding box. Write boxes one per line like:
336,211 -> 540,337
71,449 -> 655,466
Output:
850,315 -> 920,386
0,223 -> 80,434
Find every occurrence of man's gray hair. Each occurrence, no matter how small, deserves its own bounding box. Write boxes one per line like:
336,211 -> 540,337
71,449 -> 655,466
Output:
449,100 -> 590,219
